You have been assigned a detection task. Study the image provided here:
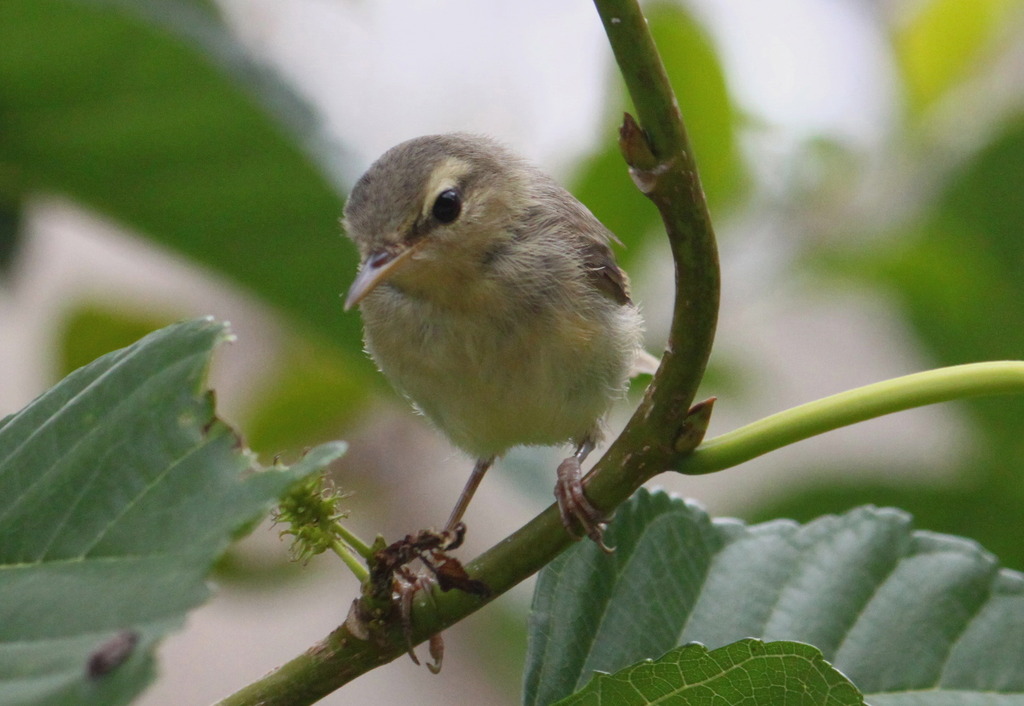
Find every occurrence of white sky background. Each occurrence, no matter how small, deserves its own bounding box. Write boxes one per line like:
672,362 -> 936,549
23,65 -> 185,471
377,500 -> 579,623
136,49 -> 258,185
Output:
3,1 -> 982,704
210,0 -> 965,503
220,0 -> 895,172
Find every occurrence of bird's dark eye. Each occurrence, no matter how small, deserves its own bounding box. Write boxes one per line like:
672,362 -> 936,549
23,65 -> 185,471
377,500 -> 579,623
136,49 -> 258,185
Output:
432,189 -> 462,224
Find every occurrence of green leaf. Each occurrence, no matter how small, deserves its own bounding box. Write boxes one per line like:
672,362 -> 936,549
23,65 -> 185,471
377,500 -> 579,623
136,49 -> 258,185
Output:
0,0 -> 363,355
554,639 -> 863,706
571,144 -> 658,269
54,304 -> 369,459
243,337 -> 372,456
867,118 -> 1024,448
649,2 -> 744,211
524,490 -> 1024,705
0,318 -> 346,706
0,197 -> 21,276
894,0 -> 1017,111
56,305 -> 175,380
748,475 -> 1024,574
813,116 -> 1024,536
572,1 -> 744,267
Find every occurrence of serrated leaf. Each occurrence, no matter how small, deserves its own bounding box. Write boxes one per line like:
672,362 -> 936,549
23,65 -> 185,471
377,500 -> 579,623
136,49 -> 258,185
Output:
0,0 -> 363,355
554,639 -> 863,706
524,490 -> 1024,705
0,318 -> 346,706
749,476 -> 1024,574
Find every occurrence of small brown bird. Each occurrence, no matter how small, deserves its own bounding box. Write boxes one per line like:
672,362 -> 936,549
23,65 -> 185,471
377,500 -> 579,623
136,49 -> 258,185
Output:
343,134 -> 652,548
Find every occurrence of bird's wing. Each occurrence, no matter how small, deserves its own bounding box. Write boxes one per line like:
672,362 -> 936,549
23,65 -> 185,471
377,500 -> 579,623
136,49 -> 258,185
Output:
580,236 -> 632,306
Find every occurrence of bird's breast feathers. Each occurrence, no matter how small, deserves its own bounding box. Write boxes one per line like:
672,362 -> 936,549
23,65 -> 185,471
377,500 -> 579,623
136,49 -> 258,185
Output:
361,284 -> 641,457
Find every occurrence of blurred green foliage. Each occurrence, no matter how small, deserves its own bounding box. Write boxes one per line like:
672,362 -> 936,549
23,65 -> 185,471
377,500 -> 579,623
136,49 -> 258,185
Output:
572,1 -> 744,269
243,339 -> 372,458
0,0 -> 1021,579
0,200 -> 21,276
768,117 -> 1024,570
0,0 -> 1022,701
0,0 -> 364,357
1,0 -> 377,456
754,11 -> 1024,568
894,0 -> 1018,111
57,306 -> 175,378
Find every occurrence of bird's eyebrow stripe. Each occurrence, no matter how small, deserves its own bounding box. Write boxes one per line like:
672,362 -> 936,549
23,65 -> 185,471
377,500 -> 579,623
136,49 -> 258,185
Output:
420,157 -> 471,218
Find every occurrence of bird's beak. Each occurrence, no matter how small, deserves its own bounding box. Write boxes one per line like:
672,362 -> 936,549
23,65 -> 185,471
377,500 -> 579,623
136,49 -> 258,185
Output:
344,242 -> 420,310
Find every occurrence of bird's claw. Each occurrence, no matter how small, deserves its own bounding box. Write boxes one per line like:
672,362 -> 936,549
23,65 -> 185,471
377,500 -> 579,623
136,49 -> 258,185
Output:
362,523 -> 489,673
395,571 -> 441,670
555,455 -> 615,553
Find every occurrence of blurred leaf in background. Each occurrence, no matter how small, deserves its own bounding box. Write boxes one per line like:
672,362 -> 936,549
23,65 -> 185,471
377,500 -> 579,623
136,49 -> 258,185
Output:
0,0 -> 377,457
571,1 -> 745,272
0,199 -> 21,277
755,3 -> 1024,569
57,305 -> 175,378
894,0 -> 1019,111
243,337 -> 372,457
1,0 -> 1023,702
0,0 -> 363,353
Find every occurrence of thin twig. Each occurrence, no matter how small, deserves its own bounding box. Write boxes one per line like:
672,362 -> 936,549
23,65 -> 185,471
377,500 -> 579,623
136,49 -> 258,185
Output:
679,361 -> 1024,475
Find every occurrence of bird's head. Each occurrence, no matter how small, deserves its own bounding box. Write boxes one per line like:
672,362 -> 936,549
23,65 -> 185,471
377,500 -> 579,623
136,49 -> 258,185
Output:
342,133 -> 531,309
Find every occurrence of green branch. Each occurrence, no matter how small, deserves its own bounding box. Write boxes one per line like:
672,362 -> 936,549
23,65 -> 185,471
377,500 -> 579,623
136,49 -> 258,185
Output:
679,361 -> 1024,475
214,0 -> 1024,695
595,0 -> 720,418
219,357 -> 1024,706
215,1 -> 718,702
581,0 -> 722,516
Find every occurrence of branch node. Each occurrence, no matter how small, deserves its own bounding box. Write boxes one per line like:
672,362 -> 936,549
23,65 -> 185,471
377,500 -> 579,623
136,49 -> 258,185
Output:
344,599 -> 372,641
674,397 -> 716,453
619,113 -> 676,194
618,112 -> 656,168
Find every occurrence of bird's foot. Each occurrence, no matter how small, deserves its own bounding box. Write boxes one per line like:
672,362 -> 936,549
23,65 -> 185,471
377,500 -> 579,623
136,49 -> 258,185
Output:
394,571 -> 445,673
370,523 -> 488,594
555,455 -> 614,553
351,523 -> 489,671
